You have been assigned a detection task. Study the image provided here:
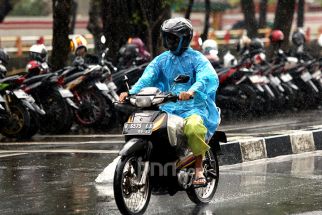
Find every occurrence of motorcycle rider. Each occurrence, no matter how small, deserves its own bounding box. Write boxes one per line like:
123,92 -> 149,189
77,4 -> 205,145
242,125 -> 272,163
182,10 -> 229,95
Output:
119,17 -> 220,185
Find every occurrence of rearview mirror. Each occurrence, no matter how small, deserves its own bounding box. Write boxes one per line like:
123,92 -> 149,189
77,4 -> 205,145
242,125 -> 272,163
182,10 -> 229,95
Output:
174,75 -> 190,83
100,35 -> 106,44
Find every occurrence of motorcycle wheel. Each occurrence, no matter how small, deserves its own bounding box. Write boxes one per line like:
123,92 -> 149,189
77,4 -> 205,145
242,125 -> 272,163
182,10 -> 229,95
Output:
39,91 -> 74,134
113,156 -> 151,215
186,150 -> 219,204
236,84 -> 257,117
26,110 -> 39,138
0,102 -> 31,139
74,90 -> 107,127
281,83 -> 297,111
96,98 -> 115,130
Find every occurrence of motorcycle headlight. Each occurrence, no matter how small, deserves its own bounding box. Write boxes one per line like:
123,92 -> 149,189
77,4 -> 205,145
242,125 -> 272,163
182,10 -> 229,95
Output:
135,96 -> 152,107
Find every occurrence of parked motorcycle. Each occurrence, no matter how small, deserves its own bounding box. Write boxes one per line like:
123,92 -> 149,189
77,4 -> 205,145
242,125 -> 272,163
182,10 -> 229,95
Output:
21,59 -> 78,134
113,75 -> 226,215
20,72 -> 77,134
57,64 -> 111,128
0,75 -> 45,139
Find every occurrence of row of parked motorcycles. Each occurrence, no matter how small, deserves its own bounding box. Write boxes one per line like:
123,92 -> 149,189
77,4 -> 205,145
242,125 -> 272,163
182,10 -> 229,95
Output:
0,43 -> 148,139
214,43 -> 322,120
1,33 -> 322,139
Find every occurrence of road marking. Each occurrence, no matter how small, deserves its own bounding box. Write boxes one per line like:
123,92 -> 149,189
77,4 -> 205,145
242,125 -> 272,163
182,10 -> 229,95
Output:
0,153 -> 28,158
0,149 -> 119,154
0,140 -> 124,146
33,134 -> 124,138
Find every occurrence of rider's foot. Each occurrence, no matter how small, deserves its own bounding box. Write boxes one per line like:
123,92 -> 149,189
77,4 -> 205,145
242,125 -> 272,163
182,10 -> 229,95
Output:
193,168 -> 206,185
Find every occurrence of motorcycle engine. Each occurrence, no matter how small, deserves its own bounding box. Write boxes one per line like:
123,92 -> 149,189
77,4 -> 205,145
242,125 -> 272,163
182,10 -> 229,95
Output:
177,170 -> 194,189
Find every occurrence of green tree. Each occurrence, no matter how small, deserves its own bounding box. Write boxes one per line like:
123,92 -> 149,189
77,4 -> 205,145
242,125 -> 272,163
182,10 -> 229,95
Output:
101,0 -> 171,60
9,0 -> 50,16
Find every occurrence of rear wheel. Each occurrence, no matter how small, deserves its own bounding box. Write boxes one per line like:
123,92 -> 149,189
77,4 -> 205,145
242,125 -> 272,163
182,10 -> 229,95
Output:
39,91 -> 74,134
74,90 -> 107,127
25,110 -> 39,138
186,150 -> 219,204
114,156 -> 151,215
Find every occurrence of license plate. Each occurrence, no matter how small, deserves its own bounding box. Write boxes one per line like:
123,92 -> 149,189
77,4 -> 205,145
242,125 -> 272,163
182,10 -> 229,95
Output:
107,82 -> 117,91
312,70 -> 321,79
249,75 -> 261,83
269,76 -> 281,86
261,76 -> 270,84
300,71 -> 312,82
280,73 -> 293,82
123,123 -> 154,135
58,88 -> 74,98
95,82 -> 108,91
26,95 -> 35,103
13,89 -> 29,99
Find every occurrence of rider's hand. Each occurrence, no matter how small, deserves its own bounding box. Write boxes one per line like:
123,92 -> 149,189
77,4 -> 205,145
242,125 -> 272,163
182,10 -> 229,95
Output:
179,91 -> 194,101
119,92 -> 129,102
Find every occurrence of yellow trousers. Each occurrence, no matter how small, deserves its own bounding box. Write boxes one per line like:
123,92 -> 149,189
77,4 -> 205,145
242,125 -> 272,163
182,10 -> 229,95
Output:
183,114 -> 210,158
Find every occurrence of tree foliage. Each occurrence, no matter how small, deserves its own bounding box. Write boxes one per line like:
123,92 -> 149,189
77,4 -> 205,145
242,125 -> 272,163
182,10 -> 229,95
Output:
101,0 -> 171,61
9,0 -> 50,16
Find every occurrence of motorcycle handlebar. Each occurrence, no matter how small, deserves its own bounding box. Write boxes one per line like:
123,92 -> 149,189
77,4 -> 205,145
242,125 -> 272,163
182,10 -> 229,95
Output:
116,93 -> 193,106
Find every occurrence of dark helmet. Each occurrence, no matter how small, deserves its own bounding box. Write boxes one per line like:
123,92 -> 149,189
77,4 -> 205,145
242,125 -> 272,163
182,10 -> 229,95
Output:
0,48 -> 9,66
249,38 -> 264,55
161,17 -> 193,55
292,29 -> 305,46
269,29 -> 284,43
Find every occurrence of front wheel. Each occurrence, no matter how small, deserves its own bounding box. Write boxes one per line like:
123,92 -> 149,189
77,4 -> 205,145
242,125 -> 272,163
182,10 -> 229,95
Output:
0,102 -> 31,139
113,156 -> 151,215
186,150 -> 219,204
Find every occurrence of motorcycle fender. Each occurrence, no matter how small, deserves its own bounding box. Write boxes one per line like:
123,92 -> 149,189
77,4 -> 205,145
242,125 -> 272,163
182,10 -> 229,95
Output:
31,102 -> 46,115
66,98 -> 79,110
21,99 -> 36,112
208,131 -> 227,155
101,90 -> 114,101
119,138 -> 152,159
288,82 -> 299,90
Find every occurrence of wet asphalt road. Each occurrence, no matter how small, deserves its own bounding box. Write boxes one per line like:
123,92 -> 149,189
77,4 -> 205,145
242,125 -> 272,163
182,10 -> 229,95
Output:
1,151 -> 322,215
1,109 -> 322,214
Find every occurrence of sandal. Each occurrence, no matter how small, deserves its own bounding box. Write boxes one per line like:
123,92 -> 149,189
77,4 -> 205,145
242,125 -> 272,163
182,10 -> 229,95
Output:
192,177 -> 207,186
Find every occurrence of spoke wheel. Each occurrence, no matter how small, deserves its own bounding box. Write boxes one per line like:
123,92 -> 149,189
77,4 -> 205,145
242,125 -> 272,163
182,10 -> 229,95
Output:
75,90 -> 106,127
114,156 -> 151,215
186,150 -> 219,204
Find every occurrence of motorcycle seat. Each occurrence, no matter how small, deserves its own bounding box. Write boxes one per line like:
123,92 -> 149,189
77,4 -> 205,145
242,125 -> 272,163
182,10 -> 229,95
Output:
22,73 -> 55,85
0,75 -> 21,84
63,71 -> 85,84
216,67 -> 230,76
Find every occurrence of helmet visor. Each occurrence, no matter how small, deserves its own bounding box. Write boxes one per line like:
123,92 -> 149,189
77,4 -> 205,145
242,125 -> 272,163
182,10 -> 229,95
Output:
165,33 -> 180,52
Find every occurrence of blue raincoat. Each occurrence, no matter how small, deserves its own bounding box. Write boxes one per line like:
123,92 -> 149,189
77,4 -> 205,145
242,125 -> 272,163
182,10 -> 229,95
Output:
129,47 -> 220,139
